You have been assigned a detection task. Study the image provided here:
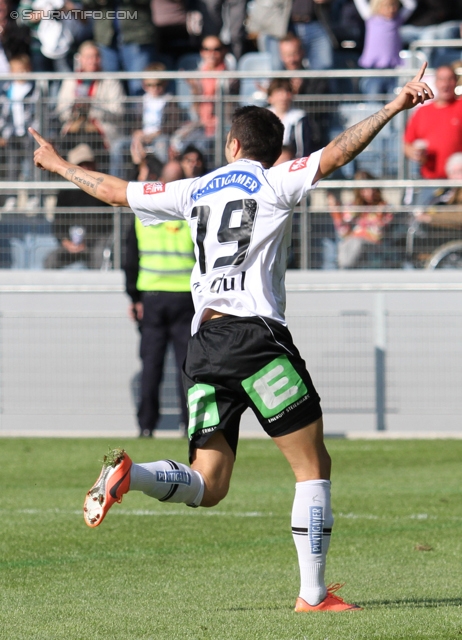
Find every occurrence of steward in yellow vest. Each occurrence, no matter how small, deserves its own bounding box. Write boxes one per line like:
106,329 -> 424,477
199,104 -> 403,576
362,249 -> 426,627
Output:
135,218 -> 195,292
124,218 -> 195,438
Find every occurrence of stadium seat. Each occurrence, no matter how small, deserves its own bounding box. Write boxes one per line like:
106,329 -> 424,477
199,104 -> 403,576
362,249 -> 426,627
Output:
333,102 -> 399,178
10,237 -> 27,269
27,234 -> 59,270
237,52 -> 273,107
10,234 -> 59,269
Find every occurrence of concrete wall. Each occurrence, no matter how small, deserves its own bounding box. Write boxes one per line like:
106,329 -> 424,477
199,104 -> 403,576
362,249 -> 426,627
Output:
0,269 -> 461,438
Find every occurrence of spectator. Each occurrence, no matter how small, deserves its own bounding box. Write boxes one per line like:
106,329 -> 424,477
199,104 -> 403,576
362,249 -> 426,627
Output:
328,170 -> 394,268
279,33 -> 328,96
188,35 -> 235,134
132,152 -> 164,182
124,157 -> 195,437
128,63 -> 189,170
179,144 -> 207,177
17,0 -> 89,72
400,0 -> 462,67
424,153 -> 462,227
45,143 -> 113,268
278,33 -> 330,147
55,40 -> 125,175
406,152 -> 462,265
172,36 -> 237,158
151,0 -> 198,67
160,158 -> 185,182
289,0 -> 335,70
0,54 -> 39,211
330,0 -> 365,50
244,0 -> 291,70
0,0 -> 30,63
404,65 -> 462,182
196,0 -> 248,60
353,0 -> 416,95
247,0 -> 335,72
82,0 -> 157,95
266,78 -> 317,158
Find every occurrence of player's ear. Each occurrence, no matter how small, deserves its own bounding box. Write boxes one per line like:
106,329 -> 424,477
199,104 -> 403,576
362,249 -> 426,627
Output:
230,137 -> 241,159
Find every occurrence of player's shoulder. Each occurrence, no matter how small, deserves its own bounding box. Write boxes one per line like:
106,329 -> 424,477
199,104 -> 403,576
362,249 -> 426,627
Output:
266,154 -> 321,184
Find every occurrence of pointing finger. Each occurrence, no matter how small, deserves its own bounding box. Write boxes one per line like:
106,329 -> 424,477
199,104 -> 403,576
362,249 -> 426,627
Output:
28,127 -> 48,146
412,62 -> 427,83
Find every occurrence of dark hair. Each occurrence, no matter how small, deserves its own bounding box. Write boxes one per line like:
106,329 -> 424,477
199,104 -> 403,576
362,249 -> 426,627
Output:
229,106 -> 284,167
267,78 -> 293,97
353,170 -> 385,206
144,154 -> 164,180
180,145 -> 204,163
180,145 -> 208,175
9,53 -> 31,69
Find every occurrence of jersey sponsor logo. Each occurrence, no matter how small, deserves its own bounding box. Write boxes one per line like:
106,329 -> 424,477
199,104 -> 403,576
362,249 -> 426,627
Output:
191,171 -> 262,201
288,157 -> 310,172
143,182 -> 165,195
309,506 -> 323,554
241,355 -> 309,419
156,470 -> 191,485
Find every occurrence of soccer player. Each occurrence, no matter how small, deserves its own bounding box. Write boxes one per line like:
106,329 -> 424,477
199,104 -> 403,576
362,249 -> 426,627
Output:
29,64 -> 432,612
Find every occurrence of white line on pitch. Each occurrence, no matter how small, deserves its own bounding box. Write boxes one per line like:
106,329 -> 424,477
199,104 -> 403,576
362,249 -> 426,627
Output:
3,509 -> 460,520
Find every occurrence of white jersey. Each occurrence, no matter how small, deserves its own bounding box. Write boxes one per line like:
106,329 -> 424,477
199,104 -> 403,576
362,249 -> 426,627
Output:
127,150 -> 322,334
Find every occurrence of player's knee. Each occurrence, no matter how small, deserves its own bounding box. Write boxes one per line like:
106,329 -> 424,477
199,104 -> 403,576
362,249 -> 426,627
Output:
200,482 -> 229,507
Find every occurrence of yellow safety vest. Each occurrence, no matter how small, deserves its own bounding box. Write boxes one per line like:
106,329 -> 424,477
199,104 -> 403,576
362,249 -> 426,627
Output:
135,218 -> 195,292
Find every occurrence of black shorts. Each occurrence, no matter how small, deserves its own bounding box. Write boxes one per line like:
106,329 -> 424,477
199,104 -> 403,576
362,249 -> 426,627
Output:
182,315 -> 322,460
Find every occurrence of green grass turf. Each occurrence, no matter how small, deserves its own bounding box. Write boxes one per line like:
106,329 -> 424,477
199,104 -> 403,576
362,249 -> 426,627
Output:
0,438 -> 461,640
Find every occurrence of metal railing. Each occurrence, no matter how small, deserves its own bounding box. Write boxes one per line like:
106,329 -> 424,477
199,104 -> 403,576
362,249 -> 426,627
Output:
0,67 -> 460,270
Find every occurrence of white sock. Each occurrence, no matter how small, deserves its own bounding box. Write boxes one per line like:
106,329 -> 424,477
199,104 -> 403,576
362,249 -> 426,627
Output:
129,460 -> 204,507
291,479 -> 334,606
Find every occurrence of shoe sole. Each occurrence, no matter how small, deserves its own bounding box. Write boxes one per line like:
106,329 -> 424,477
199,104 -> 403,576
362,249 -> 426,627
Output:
83,450 -> 131,527
295,596 -> 362,612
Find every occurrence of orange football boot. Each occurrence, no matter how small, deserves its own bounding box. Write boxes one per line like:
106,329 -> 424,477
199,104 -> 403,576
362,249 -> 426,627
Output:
295,583 -> 363,612
83,448 -> 132,528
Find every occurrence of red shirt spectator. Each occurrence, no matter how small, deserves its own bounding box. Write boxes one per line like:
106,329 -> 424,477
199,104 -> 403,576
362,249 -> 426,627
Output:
404,65 -> 462,179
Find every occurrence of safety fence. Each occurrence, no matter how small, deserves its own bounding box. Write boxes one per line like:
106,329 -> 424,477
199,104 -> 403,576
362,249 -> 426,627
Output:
1,183 -> 462,272
0,67 -> 461,271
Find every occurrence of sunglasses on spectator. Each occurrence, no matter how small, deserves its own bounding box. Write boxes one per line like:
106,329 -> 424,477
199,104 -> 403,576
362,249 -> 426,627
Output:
201,46 -> 223,52
144,82 -> 164,88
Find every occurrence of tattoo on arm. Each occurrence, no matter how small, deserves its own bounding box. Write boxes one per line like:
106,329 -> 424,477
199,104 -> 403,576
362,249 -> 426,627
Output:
65,168 -> 104,196
331,107 -> 391,164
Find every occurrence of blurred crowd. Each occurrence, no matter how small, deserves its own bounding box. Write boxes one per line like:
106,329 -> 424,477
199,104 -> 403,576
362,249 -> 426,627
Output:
0,0 -> 460,79
0,0 -> 461,270
0,0 -> 460,178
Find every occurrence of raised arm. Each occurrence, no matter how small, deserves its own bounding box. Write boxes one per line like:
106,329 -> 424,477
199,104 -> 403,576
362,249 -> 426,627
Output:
314,63 -> 434,182
29,128 -> 129,207
352,0 -> 371,22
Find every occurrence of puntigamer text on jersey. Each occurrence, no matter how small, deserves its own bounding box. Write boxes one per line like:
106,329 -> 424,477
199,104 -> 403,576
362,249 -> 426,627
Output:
191,171 -> 262,201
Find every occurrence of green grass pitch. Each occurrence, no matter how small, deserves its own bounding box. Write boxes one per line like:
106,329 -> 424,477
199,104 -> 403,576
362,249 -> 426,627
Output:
1,437 -> 461,640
